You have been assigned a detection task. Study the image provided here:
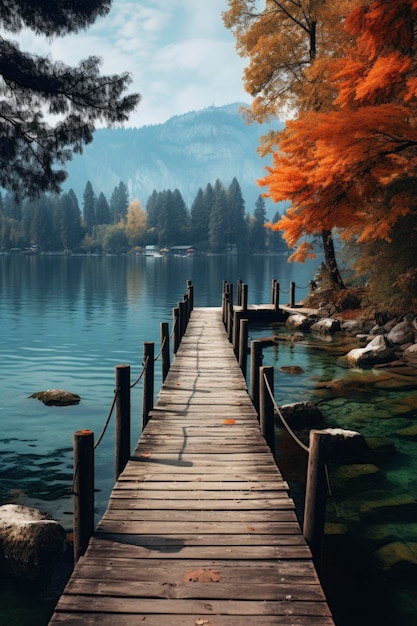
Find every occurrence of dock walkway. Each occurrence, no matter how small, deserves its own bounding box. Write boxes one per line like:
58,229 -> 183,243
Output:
49,307 -> 334,625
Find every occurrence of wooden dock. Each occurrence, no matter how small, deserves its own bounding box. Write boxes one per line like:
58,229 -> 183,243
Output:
49,307 -> 334,625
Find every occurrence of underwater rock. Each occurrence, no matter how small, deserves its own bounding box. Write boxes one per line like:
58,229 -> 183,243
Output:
394,424 -> 417,439
334,463 -> 382,487
0,504 -> 66,582
359,495 -> 417,522
278,401 -> 323,429
279,365 -> 305,375
375,541 -> 417,577
30,389 -> 81,406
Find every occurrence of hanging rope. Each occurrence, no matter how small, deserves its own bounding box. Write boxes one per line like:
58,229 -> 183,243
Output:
130,356 -> 149,389
94,387 -> 119,450
263,373 -> 310,453
170,317 -> 177,338
295,282 -> 311,290
154,335 -> 167,362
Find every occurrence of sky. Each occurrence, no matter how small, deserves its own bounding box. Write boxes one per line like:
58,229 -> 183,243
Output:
18,0 -> 250,128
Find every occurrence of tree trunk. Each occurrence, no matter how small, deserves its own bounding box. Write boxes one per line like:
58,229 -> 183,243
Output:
322,229 -> 345,290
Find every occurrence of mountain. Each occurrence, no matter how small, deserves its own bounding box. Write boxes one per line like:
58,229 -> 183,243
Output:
63,103 -> 284,216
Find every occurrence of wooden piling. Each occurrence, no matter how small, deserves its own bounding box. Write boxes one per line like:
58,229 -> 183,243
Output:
172,306 -> 180,354
273,281 -> 280,312
238,318 -> 248,379
241,283 -> 248,312
161,322 -> 170,382
250,340 -> 263,416
115,364 -> 131,480
303,429 -> 332,565
73,429 -> 94,563
290,281 -> 296,307
142,342 -> 154,429
259,366 -> 275,459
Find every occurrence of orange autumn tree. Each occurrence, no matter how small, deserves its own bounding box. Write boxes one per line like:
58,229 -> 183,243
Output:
262,0 -> 417,297
223,0 -> 355,289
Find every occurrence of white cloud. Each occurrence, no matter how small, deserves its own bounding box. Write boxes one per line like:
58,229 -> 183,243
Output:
5,0 -> 249,127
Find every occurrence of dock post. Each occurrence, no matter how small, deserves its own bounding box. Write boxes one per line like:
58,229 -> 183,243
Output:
250,340 -> 263,416
259,366 -> 275,459
173,307 -> 180,354
303,429 -> 332,564
290,281 -> 296,307
227,300 -> 233,343
273,281 -> 280,312
115,364 -> 131,480
187,281 -> 194,317
239,318 -> 249,379
237,279 -> 243,306
241,284 -> 248,312
179,300 -> 186,340
73,429 -> 94,563
161,322 -> 170,382
222,281 -> 228,325
142,342 -> 154,429
233,310 -> 240,357
271,279 -> 276,304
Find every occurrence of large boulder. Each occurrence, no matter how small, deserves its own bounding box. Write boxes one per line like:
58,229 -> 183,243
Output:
286,314 -> 318,331
310,317 -> 341,334
278,401 -> 323,429
0,504 -> 66,582
386,320 -> 415,346
30,389 -> 81,406
345,335 -> 395,368
402,343 -> 417,366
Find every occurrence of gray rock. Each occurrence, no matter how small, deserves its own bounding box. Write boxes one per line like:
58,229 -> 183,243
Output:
310,317 -> 341,334
278,401 -> 323,429
386,320 -> 415,346
0,504 -> 66,581
345,335 -> 396,367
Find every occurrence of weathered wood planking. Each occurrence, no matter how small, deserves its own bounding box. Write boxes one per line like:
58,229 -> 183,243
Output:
49,307 -> 334,625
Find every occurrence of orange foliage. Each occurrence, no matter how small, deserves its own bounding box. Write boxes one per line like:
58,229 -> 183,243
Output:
261,0 -> 417,257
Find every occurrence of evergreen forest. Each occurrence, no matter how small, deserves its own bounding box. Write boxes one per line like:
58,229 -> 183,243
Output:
0,178 -> 287,256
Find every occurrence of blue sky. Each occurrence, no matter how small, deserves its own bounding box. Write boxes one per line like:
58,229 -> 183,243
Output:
18,0 -> 249,128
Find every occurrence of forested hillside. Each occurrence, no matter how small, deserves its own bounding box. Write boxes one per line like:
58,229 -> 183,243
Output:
63,103 -> 283,216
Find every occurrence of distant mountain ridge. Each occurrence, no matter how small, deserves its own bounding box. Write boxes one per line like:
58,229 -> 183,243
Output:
63,103 -> 284,216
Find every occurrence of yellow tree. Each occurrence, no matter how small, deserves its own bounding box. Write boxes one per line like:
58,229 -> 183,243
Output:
125,199 -> 147,247
223,0 -> 355,288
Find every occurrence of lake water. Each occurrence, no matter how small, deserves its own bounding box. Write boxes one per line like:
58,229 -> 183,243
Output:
1,254 -> 416,625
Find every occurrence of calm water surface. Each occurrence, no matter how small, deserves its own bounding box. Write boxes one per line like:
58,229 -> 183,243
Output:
1,254 -> 416,625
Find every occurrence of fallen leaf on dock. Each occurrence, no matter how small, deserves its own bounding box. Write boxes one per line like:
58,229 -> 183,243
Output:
223,419 -> 236,425
184,568 -> 221,583
139,452 -> 152,458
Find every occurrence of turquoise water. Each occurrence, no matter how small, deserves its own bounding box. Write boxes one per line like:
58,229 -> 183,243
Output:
1,254 -> 416,625
251,325 -> 417,626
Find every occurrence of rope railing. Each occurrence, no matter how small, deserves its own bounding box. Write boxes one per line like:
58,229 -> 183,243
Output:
154,334 -> 167,362
263,373 -> 310,454
72,279 -> 193,564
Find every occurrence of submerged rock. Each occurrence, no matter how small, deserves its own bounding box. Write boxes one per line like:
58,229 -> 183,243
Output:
30,389 -> 81,406
0,504 -> 66,582
278,401 -> 323,429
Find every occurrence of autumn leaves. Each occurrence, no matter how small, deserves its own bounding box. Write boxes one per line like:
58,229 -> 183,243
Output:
225,1 -> 417,310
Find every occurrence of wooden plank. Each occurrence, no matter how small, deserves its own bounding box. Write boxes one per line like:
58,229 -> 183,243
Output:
49,307 -> 334,626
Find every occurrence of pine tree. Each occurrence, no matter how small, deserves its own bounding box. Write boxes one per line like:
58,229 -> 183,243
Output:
96,193 -> 112,225
191,187 -> 210,248
227,177 -> 248,252
209,181 -> 229,253
0,1 -> 140,198
83,181 -> 96,236
250,195 -> 267,252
